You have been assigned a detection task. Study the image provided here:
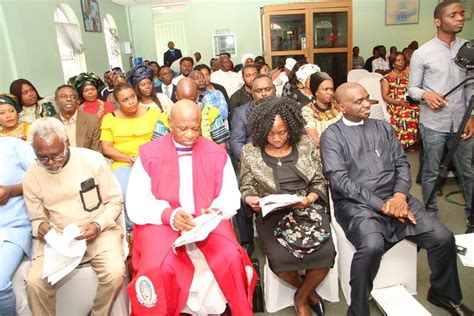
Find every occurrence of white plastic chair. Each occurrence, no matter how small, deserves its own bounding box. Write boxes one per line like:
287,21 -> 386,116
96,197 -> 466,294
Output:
263,224 -> 340,313
14,211 -> 130,316
359,77 -> 390,123
347,69 -> 370,83
329,194 -> 417,306
366,72 -> 383,80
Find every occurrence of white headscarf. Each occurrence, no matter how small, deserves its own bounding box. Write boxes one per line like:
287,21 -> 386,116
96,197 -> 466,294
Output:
241,53 -> 255,65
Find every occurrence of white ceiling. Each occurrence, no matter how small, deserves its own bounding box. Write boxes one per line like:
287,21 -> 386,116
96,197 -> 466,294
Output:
111,0 -> 207,7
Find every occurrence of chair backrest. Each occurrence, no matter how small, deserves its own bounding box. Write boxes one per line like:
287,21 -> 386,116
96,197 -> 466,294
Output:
366,72 -> 383,80
358,77 -> 390,122
347,69 -> 370,83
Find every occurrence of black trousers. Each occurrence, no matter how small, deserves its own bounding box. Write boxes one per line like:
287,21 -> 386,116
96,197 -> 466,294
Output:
235,200 -> 254,244
233,163 -> 255,245
349,215 -> 462,315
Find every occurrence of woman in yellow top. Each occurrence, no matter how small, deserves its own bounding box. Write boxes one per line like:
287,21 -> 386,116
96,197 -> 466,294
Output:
100,82 -> 166,230
0,94 -> 30,141
301,71 -> 342,147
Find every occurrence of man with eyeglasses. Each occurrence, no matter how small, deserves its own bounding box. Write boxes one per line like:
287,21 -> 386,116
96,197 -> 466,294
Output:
54,84 -> 101,152
22,117 -> 125,315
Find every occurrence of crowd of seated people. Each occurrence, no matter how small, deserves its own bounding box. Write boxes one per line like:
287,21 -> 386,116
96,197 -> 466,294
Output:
1,3 -> 472,313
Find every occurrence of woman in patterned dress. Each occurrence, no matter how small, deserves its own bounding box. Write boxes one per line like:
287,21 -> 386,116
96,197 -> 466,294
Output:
381,52 -> 419,149
9,79 -> 57,124
301,72 -> 342,148
0,94 -> 30,141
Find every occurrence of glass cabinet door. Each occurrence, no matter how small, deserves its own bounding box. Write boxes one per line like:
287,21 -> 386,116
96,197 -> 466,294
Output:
314,52 -> 347,87
313,12 -> 348,49
270,14 -> 306,52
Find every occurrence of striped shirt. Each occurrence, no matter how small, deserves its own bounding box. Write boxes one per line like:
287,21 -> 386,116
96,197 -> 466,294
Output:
199,89 -> 229,120
152,103 -> 230,144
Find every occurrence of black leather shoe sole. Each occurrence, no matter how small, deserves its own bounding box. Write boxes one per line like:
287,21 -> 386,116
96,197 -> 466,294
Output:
427,288 -> 473,316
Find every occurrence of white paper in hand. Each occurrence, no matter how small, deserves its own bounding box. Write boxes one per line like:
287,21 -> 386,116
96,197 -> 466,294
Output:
172,212 -> 223,254
259,194 -> 303,217
42,223 -> 87,285
455,233 -> 474,267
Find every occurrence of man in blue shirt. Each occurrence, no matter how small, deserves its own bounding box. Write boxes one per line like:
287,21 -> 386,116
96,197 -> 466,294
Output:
408,0 -> 473,218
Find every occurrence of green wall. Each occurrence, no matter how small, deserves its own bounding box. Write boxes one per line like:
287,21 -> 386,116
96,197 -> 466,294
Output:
151,0 -> 473,67
129,5 -> 157,61
0,0 -> 132,95
354,0 -> 474,59
1,0 -> 472,94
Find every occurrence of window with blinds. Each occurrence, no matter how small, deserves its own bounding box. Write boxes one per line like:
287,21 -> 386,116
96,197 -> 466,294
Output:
154,21 -> 187,66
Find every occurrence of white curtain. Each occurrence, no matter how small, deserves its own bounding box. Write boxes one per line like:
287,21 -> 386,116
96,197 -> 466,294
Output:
55,22 -> 85,54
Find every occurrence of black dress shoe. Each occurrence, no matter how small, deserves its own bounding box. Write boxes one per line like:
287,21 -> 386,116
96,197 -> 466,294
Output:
241,242 -> 254,256
346,306 -> 355,316
427,288 -> 473,315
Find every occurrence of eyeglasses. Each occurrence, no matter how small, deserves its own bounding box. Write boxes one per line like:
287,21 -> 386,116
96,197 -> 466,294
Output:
36,147 -> 68,165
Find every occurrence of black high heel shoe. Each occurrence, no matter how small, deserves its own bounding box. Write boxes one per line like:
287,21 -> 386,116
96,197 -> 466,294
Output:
309,296 -> 325,316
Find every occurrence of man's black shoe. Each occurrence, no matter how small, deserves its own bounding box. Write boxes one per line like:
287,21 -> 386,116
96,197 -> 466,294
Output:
427,288 -> 473,315
241,242 -> 254,256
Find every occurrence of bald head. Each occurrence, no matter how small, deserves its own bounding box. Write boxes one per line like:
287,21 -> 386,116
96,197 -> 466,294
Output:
334,82 -> 363,104
169,100 -> 202,147
334,82 -> 371,122
176,77 -> 198,102
170,99 -> 201,121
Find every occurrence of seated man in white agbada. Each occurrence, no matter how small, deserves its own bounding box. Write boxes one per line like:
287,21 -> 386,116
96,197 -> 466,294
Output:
126,100 -> 256,315
23,117 -> 125,316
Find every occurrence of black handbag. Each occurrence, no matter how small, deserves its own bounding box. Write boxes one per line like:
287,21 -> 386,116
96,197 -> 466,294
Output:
274,203 -> 331,259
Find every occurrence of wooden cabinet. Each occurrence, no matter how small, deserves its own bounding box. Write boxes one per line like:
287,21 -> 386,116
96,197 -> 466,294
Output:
261,1 -> 352,87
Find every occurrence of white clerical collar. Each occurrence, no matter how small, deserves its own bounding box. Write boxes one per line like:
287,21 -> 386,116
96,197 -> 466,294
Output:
342,117 -> 364,126
172,137 -> 192,149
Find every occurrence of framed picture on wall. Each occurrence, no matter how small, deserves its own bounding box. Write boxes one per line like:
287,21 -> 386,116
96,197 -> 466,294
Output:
462,0 -> 473,19
81,0 -> 102,32
385,0 -> 420,25
212,34 -> 237,57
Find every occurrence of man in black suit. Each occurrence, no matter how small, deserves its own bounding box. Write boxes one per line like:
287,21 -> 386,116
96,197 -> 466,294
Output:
163,41 -> 182,67
156,66 -> 177,103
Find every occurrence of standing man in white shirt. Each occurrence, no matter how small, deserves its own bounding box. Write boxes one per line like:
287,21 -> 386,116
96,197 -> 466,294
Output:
408,0 -> 472,219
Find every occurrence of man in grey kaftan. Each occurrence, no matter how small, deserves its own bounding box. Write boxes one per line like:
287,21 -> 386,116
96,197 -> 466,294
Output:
320,83 -> 470,316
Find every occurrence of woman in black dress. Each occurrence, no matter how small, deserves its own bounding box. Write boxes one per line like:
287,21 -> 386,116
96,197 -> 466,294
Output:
240,96 -> 335,316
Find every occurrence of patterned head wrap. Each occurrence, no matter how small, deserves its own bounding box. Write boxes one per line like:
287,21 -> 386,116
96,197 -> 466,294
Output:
113,71 -> 126,80
0,93 -> 22,113
126,65 -> 154,87
68,72 -> 105,97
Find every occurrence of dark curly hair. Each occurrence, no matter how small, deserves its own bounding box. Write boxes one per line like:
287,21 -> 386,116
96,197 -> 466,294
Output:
248,96 -> 305,149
